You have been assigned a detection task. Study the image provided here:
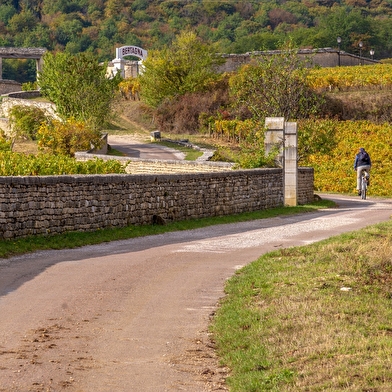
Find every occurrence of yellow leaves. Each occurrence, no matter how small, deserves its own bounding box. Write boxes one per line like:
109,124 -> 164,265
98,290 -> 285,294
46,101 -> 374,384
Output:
37,118 -> 101,157
118,77 -> 141,100
307,64 -> 392,92
213,119 -> 259,143
300,119 -> 392,196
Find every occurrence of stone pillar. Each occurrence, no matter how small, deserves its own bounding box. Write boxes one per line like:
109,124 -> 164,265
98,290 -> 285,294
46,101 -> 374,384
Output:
36,57 -> 44,76
265,117 -> 285,167
0,57 -> 2,79
112,58 -> 125,78
265,117 -> 299,206
284,122 -> 298,206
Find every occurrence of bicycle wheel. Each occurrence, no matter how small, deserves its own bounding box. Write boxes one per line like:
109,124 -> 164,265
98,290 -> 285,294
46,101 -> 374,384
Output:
361,177 -> 367,200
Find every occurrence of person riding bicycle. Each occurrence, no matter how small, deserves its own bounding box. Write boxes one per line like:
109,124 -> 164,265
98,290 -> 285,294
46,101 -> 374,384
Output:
354,147 -> 371,196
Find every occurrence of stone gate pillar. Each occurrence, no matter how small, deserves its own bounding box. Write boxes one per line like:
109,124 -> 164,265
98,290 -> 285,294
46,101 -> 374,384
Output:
265,117 -> 298,206
284,122 -> 298,206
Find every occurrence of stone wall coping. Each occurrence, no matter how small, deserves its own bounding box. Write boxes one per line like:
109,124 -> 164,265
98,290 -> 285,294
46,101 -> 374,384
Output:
0,47 -> 47,59
75,151 -> 235,168
0,168 -> 284,185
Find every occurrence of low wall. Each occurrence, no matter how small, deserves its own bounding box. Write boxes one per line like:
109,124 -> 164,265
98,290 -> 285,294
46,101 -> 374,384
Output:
217,49 -> 378,73
0,96 -> 56,119
0,168 -> 313,239
0,80 -> 21,95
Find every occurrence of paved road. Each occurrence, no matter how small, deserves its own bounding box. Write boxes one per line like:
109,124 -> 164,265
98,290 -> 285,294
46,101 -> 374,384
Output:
108,135 -> 185,160
0,194 -> 391,392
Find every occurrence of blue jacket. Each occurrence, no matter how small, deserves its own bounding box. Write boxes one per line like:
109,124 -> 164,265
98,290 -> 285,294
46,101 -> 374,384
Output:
354,149 -> 371,170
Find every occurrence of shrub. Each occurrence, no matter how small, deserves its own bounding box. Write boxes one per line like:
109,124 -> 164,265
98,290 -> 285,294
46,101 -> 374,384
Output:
37,118 -> 102,157
154,77 -> 230,134
8,105 -> 47,141
0,152 -> 126,176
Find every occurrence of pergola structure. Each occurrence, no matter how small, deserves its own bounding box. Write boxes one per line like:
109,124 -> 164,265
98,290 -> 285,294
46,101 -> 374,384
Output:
0,47 -> 47,79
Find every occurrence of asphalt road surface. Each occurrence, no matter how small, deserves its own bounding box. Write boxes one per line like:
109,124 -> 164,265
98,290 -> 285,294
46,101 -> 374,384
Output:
108,135 -> 185,160
0,194 -> 392,392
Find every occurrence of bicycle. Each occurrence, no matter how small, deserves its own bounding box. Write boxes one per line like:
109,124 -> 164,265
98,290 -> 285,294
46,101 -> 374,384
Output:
360,169 -> 369,200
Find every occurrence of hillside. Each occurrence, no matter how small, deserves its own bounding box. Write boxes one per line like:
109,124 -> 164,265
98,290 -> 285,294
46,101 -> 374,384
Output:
2,0 -> 392,82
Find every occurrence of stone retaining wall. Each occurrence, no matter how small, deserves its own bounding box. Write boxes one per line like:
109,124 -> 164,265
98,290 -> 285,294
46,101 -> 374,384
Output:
216,49 -> 378,73
0,168 -> 313,239
0,96 -> 56,119
75,152 -> 235,174
0,80 -> 21,95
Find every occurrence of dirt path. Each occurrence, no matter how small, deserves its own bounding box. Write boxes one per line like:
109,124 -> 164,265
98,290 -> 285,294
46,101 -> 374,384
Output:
1,194 -> 391,392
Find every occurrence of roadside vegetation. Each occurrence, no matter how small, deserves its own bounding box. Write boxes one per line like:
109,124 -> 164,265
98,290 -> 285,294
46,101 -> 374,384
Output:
212,220 -> 392,391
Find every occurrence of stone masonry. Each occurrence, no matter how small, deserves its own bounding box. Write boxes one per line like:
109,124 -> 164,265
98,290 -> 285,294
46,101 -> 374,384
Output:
0,168 -> 314,240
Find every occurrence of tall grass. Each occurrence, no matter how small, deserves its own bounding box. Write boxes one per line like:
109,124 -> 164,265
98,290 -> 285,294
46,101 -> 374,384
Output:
211,221 -> 392,391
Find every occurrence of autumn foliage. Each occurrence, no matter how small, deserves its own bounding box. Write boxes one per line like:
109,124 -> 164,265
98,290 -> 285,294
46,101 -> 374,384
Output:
299,119 -> 392,196
307,64 -> 392,92
37,118 -> 102,157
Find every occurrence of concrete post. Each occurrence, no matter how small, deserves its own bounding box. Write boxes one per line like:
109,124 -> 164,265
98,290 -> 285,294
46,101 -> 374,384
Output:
0,57 -> 2,79
284,122 -> 298,206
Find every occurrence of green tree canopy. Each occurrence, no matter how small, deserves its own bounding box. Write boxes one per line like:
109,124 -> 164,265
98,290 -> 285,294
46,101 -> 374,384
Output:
38,51 -> 120,130
139,31 -> 224,108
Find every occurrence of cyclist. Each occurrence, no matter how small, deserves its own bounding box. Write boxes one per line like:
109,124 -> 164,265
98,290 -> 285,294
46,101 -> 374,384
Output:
354,147 -> 371,196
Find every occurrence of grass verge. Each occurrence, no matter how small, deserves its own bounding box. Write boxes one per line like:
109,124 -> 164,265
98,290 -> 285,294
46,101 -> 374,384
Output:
211,220 -> 392,391
156,139 -> 204,160
0,199 -> 333,259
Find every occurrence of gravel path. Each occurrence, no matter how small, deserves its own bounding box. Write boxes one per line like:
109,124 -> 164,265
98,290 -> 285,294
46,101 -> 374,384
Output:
0,194 -> 391,391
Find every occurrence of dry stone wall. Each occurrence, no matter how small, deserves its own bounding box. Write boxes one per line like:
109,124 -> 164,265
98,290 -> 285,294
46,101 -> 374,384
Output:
0,168 -> 314,240
0,80 -> 21,95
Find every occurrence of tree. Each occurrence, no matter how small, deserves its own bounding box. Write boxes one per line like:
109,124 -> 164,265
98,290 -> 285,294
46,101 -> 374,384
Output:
229,49 -> 324,122
139,31 -> 224,108
38,51 -> 120,130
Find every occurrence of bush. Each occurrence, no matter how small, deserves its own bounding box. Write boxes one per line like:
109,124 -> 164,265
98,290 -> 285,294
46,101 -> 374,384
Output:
8,105 -> 47,141
37,118 -> 102,157
154,77 -> 230,134
0,152 -> 126,176
0,131 -> 12,152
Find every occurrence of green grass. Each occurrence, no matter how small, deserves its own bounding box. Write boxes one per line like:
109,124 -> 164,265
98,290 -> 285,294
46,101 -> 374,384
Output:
0,200 -> 333,259
155,139 -> 204,160
211,220 -> 392,391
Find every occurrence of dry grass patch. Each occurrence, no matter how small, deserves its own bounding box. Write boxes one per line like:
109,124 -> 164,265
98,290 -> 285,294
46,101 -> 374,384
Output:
212,221 -> 392,391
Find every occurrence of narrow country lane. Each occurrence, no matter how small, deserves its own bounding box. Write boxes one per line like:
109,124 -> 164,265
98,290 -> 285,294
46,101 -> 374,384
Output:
0,194 -> 391,392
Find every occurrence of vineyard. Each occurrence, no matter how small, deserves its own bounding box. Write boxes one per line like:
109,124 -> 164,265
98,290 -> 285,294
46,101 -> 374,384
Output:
307,64 -> 392,91
205,64 -> 392,197
0,152 -> 126,176
298,119 -> 392,196
302,65 -> 392,196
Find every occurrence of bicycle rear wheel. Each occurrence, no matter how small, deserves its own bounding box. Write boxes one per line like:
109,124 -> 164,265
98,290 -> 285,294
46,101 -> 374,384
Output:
361,178 -> 367,200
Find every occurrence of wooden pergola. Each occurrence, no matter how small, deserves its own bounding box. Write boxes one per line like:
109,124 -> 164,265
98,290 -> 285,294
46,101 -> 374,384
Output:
0,47 -> 47,79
